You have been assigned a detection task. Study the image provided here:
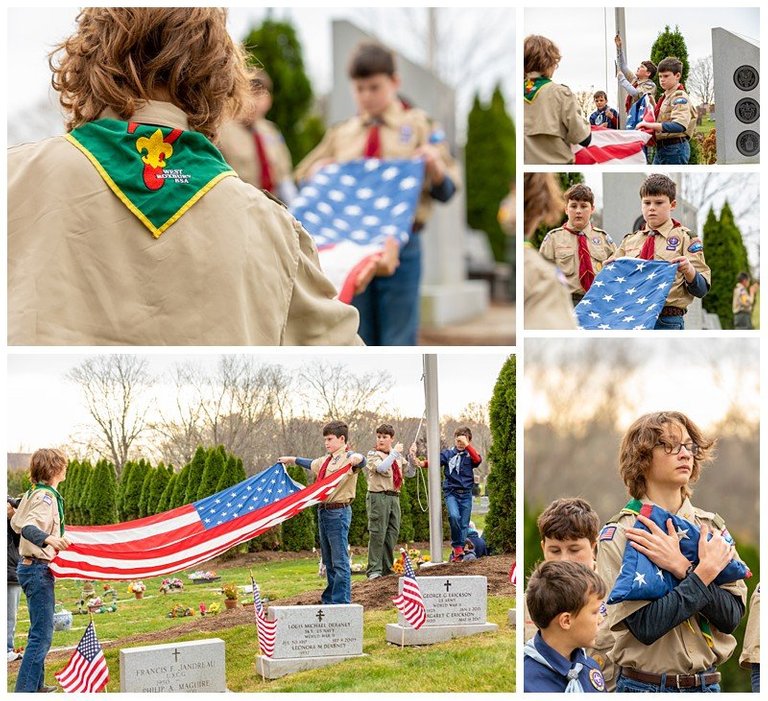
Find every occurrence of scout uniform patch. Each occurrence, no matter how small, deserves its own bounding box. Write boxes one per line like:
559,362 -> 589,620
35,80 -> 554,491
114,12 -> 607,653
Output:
524,76 -> 552,103
589,668 -> 605,691
66,118 -> 236,237
688,240 -> 703,253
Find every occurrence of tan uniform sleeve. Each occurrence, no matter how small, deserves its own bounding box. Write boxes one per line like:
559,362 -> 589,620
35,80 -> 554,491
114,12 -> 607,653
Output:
684,234 -> 711,285
560,89 -> 592,146
366,450 -> 383,478
294,127 -> 338,183
11,492 -> 54,535
281,219 -> 363,346
739,586 -> 760,668
605,234 -> 618,257
607,235 -> 629,262
538,232 -> 556,263
667,90 -> 695,130
426,121 -> 462,192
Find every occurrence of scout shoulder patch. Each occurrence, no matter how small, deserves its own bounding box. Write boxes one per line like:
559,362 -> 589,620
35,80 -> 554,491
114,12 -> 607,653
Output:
589,668 -> 606,691
688,240 -> 703,253
599,525 -> 617,542
673,97 -> 689,105
524,76 -> 552,103
66,118 -> 236,238
42,494 -> 53,506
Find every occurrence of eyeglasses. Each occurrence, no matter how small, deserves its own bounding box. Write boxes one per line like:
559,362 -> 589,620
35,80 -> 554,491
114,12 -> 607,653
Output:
655,441 -> 700,456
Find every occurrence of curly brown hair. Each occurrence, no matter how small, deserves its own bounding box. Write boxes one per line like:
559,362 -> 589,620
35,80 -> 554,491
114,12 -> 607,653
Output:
49,8 -> 255,139
619,411 -> 716,500
537,497 -> 600,543
524,173 -> 564,238
30,449 -> 68,484
524,35 -> 561,76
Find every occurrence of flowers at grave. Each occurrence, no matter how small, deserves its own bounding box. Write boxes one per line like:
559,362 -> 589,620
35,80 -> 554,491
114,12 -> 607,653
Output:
127,581 -> 146,594
167,604 -> 195,618
392,547 -> 430,574
207,602 -> 221,615
221,583 -> 239,600
199,602 -> 207,615
188,570 -> 218,581
159,577 -> 184,594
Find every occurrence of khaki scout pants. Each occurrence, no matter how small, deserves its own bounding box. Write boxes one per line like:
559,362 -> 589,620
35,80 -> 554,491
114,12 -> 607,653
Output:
366,491 -> 401,577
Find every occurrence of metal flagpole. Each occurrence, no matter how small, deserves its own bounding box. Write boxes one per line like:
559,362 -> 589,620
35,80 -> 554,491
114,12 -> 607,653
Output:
615,7 -> 627,128
423,354 -> 444,564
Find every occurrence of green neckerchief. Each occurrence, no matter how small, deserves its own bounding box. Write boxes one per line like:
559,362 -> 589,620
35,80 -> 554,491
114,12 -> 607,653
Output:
66,118 -> 236,238
30,483 -> 65,536
524,76 -> 552,103
620,498 -> 715,647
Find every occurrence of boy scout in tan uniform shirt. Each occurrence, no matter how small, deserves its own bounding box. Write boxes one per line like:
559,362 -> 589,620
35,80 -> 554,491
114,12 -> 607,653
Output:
524,75 -> 592,164
8,101 -> 362,346
539,223 -> 617,297
217,118 -> 294,193
524,244 -> 578,329
655,85 -> 697,143
597,498 -> 747,679
739,584 -> 759,671
11,488 -> 63,562
309,446 -> 359,504
294,100 -> 460,228
609,218 -> 711,313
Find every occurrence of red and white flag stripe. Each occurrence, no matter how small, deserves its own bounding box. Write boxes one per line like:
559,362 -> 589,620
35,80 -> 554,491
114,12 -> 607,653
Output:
573,126 -> 653,165
51,464 -> 353,580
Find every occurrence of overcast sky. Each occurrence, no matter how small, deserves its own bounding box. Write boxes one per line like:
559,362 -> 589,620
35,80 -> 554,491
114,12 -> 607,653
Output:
524,7 -> 759,107
7,353 -> 509,452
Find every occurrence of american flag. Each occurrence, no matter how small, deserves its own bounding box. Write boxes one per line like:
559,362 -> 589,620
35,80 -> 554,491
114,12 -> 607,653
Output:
574,258 -> 678,330
54,620 -> 109,693
509,561 -> 517,585
626,94 -> 654,130
251,576 -> 277,657
51,462 -> 353,580
291,159 -> 425,302
392,551 -> 427,629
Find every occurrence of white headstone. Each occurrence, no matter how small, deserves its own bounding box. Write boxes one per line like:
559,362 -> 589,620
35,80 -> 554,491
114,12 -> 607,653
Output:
712,27 -> 760,164
119,639 -> 226,693
385,575 -> 498,645
256,604 -> 366,679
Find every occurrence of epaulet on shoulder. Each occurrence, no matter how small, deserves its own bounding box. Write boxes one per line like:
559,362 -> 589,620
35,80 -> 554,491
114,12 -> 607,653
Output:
261,189 -> 287,209
593,226 -> 606,234
366,450 -> 378,456
623,230 -> 638,239
694,506 -> 721,526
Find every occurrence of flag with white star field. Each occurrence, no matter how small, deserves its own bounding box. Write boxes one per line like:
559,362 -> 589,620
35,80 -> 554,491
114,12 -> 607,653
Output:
604,500 -> 751,605
49,462 -> 353,580
575,258 -> 678,330
290,158 -> 425,303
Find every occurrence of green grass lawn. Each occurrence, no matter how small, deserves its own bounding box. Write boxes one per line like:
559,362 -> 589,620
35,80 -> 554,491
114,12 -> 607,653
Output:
8,555 -> 515,692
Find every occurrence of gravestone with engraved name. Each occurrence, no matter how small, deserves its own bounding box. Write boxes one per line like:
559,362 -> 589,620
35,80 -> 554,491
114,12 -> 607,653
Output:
119,639 -> 226,693
385,575 -> 498,645
256,604 -> 366,679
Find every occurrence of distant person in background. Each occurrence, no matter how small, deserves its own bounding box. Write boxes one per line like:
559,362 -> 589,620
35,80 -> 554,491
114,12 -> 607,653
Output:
217,70 -> 297,205
524,35 -> 591,164
523,173 -> 577,329
615,34 -> 657,119
466,521 -> 488,557
7,498 -> 22,664
732,272 -> 756,329
589,91 -> 619,129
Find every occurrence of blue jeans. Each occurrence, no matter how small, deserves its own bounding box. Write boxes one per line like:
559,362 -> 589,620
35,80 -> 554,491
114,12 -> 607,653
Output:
655,314 -> 685,330
616,672 -> 720,693
8,582 -> 21,652
752,663 -> 760,693
653,140 -> 691,165
444,489 -> 473,549
318,506 -> 352,604
15,561 -> 55,692
352,233 -> 422,346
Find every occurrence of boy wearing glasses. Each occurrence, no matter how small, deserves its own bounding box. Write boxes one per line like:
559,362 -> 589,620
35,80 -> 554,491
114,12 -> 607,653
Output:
596,411 -> 747,693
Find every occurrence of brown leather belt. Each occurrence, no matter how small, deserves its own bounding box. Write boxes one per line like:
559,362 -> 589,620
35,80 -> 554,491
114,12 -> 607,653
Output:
380,490 -> 400,497
660,305 -> 686,317
318,502 -> 350,510
621,667 -> 721,689
657,136 -> 690,146
21,556 -> 48,565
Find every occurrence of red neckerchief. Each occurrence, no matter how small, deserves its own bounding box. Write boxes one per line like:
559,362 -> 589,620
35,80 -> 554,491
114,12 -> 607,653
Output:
563,225 -> 596,291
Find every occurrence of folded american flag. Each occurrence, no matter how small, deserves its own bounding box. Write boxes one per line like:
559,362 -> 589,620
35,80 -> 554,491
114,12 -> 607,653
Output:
291,159 -> 425,302
54,620 -> 109,693
251,576 -> 277,657
574,258 -> 678,330
51,462 -> 353,580
392,550 -> 427,629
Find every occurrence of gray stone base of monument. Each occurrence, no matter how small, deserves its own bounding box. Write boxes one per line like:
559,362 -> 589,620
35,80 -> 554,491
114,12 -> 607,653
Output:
256,604 -> 366,680
385,575 -> 498,647
421,280 -> 489,327
120,638 -> 226,693
508,607 -> 516,627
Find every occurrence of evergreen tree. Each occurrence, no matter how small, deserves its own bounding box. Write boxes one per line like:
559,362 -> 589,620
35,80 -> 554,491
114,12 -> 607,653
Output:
79,462 -> 96,525
348,472 -> 369,546
398,473 -> 415,543
171,463 -> 192,508
116,460 -> 135,520
650,25 -> 690,88
216,454 -> 247,493
185,447 -> 208,503
143,462 -> 171,517
86,460 -> 119,525
485,355 -> 516,554
465,87 -> 516,262
702,202 -> 749,329
242,19 -> 316,163
281,463 -> 316,551
198,446 -> 226,500
408,468 -> 432,542
137,464 -> 155,519
62,461 -> 80,524
157,472 -> 177,514
73,460 -> 94,524
121,458 -> 150,521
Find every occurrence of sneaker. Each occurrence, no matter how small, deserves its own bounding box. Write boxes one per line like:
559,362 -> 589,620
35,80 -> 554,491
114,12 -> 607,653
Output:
367,573 -> 382,580
37,685 -> 58,693
7,650 -> 22,662
450,547 -> 464,563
